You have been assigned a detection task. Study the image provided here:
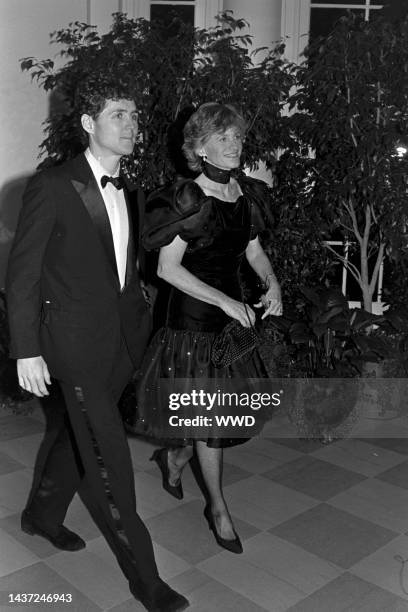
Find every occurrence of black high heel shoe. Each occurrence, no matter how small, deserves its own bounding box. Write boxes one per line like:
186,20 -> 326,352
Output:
203,505 -> 243,554
150,448 -> 183,500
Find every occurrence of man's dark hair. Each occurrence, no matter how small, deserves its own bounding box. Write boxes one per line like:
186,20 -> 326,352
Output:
74,74 -> 136,118
74,74 -> 137,144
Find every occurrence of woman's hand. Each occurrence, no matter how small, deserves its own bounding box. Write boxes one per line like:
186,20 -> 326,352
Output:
220,297 -> 256,327
245,238 -> 282,320
254,281 -> 282,320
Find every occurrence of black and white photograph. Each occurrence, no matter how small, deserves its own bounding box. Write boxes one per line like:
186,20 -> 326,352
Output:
1,1 -> 408,611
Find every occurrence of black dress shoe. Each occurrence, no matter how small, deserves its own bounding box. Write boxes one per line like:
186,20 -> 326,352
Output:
150,448 -> 183,500
131,579 -> 189,612
203,505 -> 243,554
21,510 -> 86,552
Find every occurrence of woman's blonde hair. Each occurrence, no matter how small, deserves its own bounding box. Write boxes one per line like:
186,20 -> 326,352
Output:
182,102 -> 247,171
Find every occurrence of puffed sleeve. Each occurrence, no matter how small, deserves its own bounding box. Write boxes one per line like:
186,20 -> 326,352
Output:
239,175 -> 274,240
142,179 -> 216,251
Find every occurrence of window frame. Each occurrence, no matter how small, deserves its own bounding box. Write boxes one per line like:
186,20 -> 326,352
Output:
148,0 -> 222,28
310,1 -> 384,24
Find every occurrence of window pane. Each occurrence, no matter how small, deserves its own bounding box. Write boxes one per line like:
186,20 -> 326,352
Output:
150,5 -> 195,37
150,5 -> 194,24
310,8 -> 364,39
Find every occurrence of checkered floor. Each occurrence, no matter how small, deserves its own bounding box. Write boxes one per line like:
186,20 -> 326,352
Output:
2,401 -> 408,611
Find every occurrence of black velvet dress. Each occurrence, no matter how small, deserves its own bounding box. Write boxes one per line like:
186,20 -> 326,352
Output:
134,175 -> 275,448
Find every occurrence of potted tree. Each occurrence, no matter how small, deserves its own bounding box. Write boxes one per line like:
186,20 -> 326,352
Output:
282,11 -> 408,314
267,285 -> 393,441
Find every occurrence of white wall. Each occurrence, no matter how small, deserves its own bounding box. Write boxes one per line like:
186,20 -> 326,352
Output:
223,0 -> 282,58
0,0 -> 89,285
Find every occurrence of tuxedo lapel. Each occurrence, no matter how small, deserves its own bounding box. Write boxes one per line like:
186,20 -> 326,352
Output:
136,189 -> 147,279
70,155 -> 120,290
123,186 -> 136,288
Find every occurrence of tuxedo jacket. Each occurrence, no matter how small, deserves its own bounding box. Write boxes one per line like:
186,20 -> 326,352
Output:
6,153 -> 151,381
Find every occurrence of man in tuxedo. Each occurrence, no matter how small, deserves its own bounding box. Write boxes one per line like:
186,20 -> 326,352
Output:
6,80 -> 189,612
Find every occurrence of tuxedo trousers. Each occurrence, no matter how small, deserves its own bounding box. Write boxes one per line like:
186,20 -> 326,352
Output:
27,338 -> 160,592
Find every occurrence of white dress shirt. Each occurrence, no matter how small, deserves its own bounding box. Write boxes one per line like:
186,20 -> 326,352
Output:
85,148 -> 129,289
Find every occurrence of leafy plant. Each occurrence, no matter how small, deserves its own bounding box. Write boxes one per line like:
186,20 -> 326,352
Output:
19,11 -> 337,300
19,9 -> 408,331
281,11 -> 408,312
269,286 -> 392,378
265,150 -> 337,303
20,11 -> 294,190
264,285 -> 394,440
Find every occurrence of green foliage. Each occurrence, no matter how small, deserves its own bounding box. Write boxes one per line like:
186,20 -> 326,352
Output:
20,11 -> 293,190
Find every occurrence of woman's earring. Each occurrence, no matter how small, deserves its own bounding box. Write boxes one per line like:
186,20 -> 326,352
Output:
201,152 -> 207,161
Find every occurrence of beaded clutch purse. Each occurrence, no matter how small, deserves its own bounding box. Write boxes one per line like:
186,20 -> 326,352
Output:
211,318 -> 259,368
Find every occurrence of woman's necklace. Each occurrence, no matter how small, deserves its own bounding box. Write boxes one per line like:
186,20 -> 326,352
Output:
202,160 -> 232,184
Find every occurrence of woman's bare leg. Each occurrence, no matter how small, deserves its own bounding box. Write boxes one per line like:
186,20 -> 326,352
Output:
195,441 -> 236,540
167,445 -> 193,486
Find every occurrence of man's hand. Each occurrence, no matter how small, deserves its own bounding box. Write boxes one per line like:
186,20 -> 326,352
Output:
140,280 -> 158,309
17,356 -> 51,397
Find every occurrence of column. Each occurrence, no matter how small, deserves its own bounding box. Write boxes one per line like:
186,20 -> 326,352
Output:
281,0 -> 310,64
196,0 -> 223,29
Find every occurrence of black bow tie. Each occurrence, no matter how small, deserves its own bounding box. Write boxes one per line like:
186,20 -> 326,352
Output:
101,175 -> 125,190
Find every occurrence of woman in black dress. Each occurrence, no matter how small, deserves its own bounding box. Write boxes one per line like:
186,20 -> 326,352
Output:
137,103 -> 282,553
